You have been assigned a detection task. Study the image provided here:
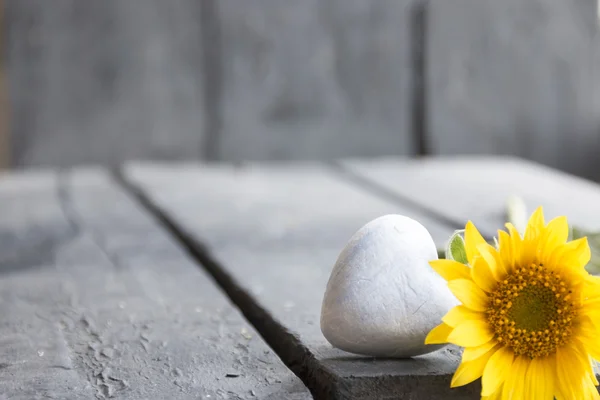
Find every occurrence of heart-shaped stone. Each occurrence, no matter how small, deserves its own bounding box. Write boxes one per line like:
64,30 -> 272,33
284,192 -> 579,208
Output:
320,214 -> 458,358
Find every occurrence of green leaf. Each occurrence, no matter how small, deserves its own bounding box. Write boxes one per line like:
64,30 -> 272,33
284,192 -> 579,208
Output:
446,230 -> 468,265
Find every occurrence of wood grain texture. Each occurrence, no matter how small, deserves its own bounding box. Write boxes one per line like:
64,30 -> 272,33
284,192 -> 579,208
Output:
215,0 -> 414,161
342,156 -> 600,239
7,0 -> 415,167
426,0 -> 600,180
0,169 -> 309,399
7,0 -> 600,177
6,0 -> 206,168
123,162 -> 480,400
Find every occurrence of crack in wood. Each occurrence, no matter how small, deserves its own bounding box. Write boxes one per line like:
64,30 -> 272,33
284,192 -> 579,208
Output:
327,161 -> 481,240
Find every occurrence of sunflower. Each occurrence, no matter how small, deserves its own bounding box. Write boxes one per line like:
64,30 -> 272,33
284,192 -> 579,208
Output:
426,206 -> 600,399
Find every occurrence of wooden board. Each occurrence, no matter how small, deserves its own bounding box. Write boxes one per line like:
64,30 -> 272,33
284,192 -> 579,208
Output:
215,0 -> 415,161
426,0 -> 600,180
7,0 -> 600,179
6,0 -> 206,167
0,0 -> 8,169
7,0 -> 415,167
0,169 -> 310,399
342,156 -> 600,239
123,162 -> 479,400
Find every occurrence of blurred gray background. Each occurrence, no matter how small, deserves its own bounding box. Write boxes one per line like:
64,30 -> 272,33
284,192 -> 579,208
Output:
4,0 -> 600,180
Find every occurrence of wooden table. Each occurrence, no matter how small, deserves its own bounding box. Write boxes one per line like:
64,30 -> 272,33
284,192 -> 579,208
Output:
2,156 -> 600,400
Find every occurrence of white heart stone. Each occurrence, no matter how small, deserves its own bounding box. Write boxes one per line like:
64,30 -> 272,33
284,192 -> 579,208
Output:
320,214 -> 459,358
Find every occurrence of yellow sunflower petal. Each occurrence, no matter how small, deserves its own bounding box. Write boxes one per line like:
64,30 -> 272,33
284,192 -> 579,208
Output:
481,346 -> 514,396
580,304 -> 600,321
462,340 -> 498,362
482,385 -> 503,400
465,221 -> 487,265
551,357 -> 569,400
557,237 -> 591,271
575,318 -> 600,361
429,259 -> 471,282
584,380 -> 600,400
572,339 -> 600,399
584,352 -> 600,388
442,305 -> 485,328
582,275 -> 600,302
524,356 -> 554,400
556,344 -> 593,399
450,347 -> 495,388
447,319 -> 494,347
562,324 -> 597,383
524,206 -> 545,242
579,309 -> 600,328
580,277 -> 600,316
504,223 -> 523,269
501,355 -> 529,400
520,236 -> 539,268
424,322 -> 453,345
471,255 -> 497,293
477,243 -> 507,280
497,230 -> 514,270
539,216 -> 569,259
448,279 -> 489,311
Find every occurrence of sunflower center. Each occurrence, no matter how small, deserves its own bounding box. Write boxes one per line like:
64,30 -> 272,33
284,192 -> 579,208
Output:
486,262 -> 577,358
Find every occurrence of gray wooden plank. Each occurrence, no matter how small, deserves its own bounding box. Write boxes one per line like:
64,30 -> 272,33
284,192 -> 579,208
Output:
427,0 -> 600,180
0,169 -> 310,399
6,0 -> 206,168
342,156 -> 600,240
216,0 -> 414,161
123,162 -> 479,400
0,172 -> 92,399
0,0 -> 8,169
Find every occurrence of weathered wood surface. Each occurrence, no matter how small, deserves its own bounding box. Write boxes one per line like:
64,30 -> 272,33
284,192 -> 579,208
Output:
123,162 -> 481,400
216,0 -> 414,161
6,0 -> 600,180
6,0 -> 414,168
342,156 -> 600,239
4,157 -> 600,399
0,169 -> 310,399
0,0 -> 9,169
6,0 -> 206,168
427,0 -> 600,180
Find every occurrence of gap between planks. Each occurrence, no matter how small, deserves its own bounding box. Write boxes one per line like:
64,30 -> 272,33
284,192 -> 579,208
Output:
328,160 -> 467,239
